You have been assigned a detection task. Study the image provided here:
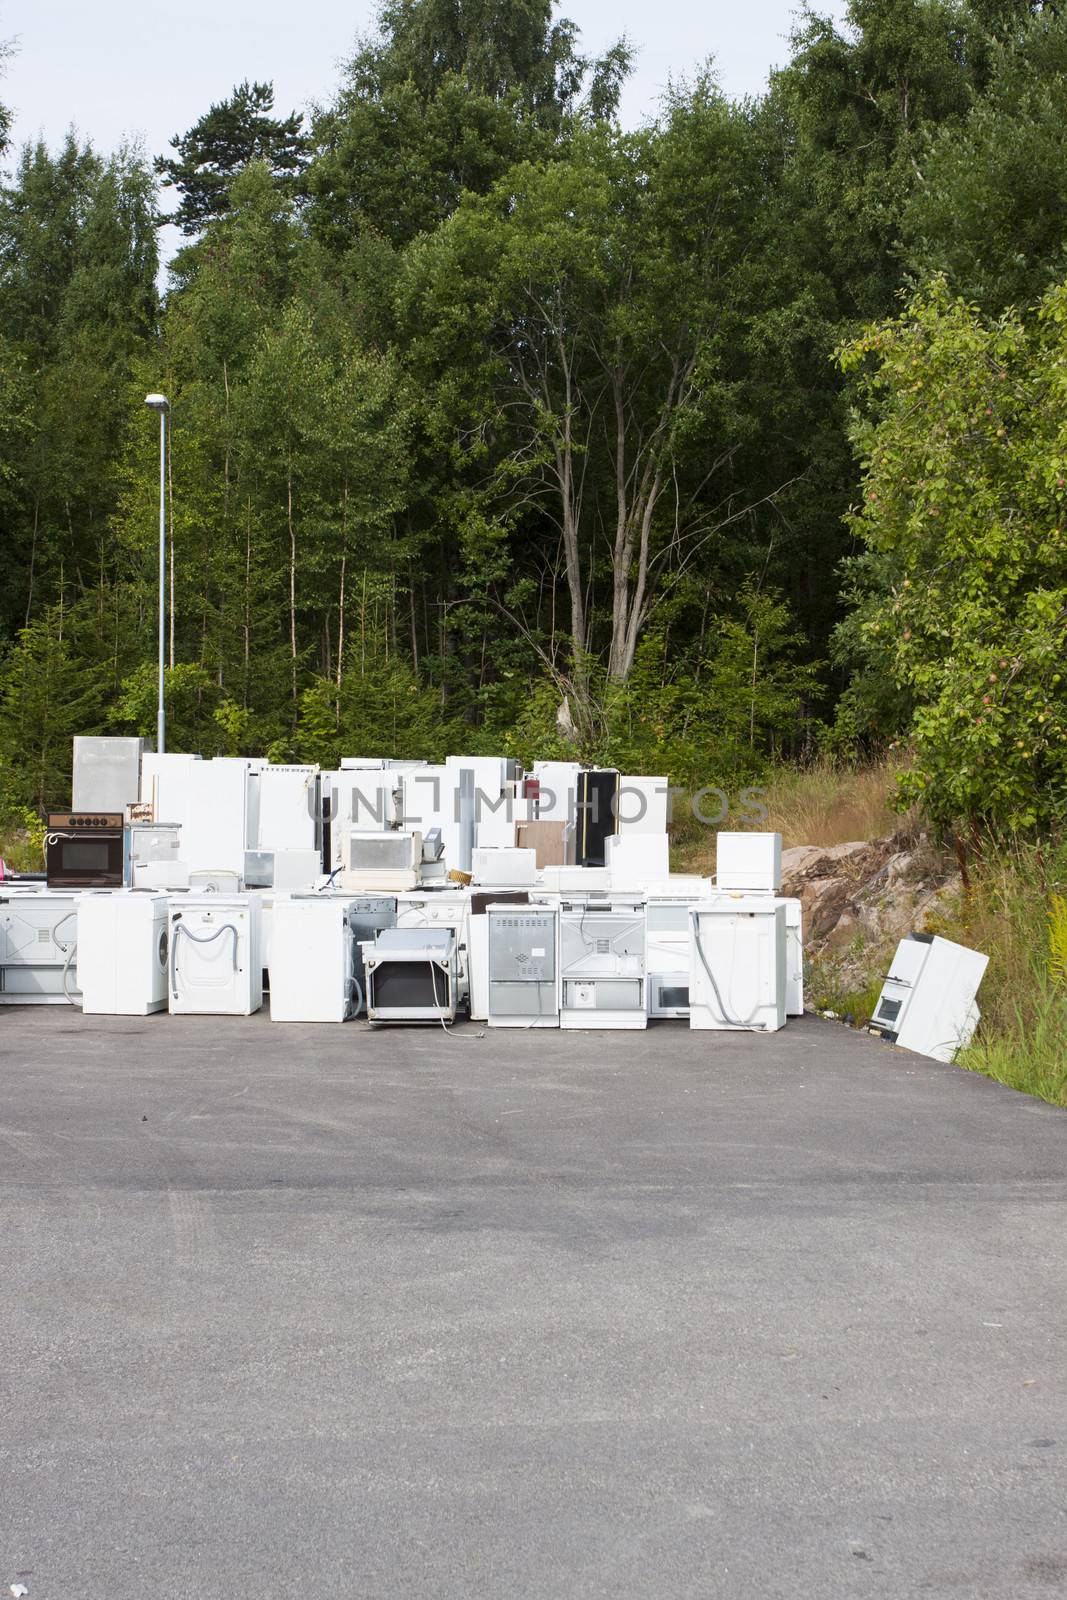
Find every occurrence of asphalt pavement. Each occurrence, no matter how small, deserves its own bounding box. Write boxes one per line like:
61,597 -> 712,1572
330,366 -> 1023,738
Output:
1,1008 -> 1065,1599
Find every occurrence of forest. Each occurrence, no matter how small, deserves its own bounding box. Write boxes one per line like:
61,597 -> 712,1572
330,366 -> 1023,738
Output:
1,0 -> 1066,845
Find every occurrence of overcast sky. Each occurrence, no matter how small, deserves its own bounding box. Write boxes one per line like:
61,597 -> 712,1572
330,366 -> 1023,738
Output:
2,0 -> 852,160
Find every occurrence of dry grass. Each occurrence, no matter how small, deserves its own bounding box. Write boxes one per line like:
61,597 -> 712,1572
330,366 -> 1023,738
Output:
670,756 -> 906,873
755,758 -> 909,850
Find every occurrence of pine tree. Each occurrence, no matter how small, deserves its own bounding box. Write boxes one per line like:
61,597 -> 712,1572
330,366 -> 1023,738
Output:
156,80 -> 310,234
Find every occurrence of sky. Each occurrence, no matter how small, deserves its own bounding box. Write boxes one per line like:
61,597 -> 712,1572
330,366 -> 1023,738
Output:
1,0 -> 845,264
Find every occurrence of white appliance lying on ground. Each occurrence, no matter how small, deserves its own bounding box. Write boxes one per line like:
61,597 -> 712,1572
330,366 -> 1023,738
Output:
77,891 -> 169,1015
269,896 -> 357,1022
168,894 -> 263,1015
867,933 -> 988,1062
558,897 -> 646,1029
363,928 -> 458,1024
487,903 -> 559,1027
689,897 -> 786,1032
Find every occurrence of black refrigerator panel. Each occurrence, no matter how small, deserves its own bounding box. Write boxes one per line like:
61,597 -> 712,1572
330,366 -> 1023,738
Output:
576,770 -> 619,867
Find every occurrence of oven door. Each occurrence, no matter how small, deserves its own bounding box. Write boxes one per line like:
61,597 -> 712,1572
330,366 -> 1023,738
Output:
46,830 -> 125,888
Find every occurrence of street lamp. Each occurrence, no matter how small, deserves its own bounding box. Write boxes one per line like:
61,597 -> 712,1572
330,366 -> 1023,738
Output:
144,393 -> 169,755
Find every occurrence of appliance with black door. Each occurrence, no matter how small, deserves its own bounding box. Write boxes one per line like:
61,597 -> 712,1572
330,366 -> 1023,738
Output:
575,770 -> 620,867
46,813 -> 127,888
362,927 -> 458,1024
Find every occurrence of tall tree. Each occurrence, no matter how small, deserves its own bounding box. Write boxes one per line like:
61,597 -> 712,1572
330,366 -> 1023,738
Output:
904,11 -> 1067,309
399,87 -> 772,724
308,0 -> 629,247
157,80 -> 309,234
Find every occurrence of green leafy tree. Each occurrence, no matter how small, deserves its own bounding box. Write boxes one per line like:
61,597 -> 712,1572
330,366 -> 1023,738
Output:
308,0 -> 629,247
0,613 -> 104,809
399,88 -> 771,722
838,277 -> 1067,834
157,81 -> 309,234
904,12 -> 1067,310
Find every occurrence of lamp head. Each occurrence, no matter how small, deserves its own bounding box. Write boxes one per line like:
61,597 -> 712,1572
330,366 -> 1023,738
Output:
144,392 -> 169,411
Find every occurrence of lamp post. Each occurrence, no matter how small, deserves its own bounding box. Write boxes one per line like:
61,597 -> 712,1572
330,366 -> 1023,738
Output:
144,393 -> 169,754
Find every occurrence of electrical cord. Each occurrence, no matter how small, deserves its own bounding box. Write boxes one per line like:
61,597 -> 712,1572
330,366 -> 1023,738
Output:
690,909 -> 763,1031
62,940 -> 82,1009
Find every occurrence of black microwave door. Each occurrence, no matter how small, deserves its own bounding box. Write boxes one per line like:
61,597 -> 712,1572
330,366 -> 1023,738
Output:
48,833 -> 124,885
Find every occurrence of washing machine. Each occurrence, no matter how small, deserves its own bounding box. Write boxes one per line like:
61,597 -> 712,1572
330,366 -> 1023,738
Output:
77,891 -> 169,1015
168,893 -> 263,1015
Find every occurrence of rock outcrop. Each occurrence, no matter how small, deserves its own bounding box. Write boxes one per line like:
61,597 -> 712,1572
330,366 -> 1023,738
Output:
782,833 -> 962,1001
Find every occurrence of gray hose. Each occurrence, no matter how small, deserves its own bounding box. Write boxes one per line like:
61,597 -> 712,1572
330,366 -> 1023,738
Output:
170,919 -> 239,1000
62,941 -> 82,1009
690,909 -> 763,1031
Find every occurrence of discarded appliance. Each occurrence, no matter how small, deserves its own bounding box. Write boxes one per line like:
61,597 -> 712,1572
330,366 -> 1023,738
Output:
575,770 -> 620,867
605,832 -> 670,888
243,848 -> 322,890
615,775 -> 670,836
77,892 -> 169,1015
471,846 -> 538,887
269,897 -> 359,1022
341,830 -> 422,892
867,933 -> 988,1062
168,894 -> 263,1015
130,822 -> 181,888
188,869 -> 242,895
363,927 -> 458,1024
0,891 -> 82,1004
46,812 -> 127,889
645,899 -> 695,1018
140,755 -> 252,877
779,898 -> 804,1017
515,819 -> 569,869
251,764 -> 320,854
689,897 -> 786,1032
715,832 -> 783,894
486,903 -> 559,1028
72,736 -> 143,815
558,896 -> 646,1029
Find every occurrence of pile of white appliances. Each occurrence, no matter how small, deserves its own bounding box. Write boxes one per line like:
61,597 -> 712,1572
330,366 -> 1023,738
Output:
17,734 -> 990,1060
